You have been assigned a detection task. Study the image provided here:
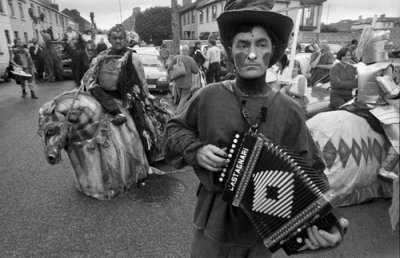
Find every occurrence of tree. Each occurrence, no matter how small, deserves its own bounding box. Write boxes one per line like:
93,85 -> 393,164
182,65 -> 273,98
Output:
170,0 -> 180,55
134,7 -> 172,46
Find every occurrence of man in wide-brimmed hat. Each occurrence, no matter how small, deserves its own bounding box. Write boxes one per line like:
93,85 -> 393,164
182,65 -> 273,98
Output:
165,0 -> 347,256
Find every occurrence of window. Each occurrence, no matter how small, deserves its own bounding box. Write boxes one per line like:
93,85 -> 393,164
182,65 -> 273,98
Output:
35,29 -> 38,39
48,10 -> 51,23
18,2 -> 24,19
5,30 -> 11,44
30,3 -> 35,16
183,13 -> 186,25
191,10 -> 195,23
37,5 -> 40,17
14,31 -> 19,40
302,6 -> 316,27
8,0 -> 15,16
0,0 -> 4,13
199,10 -> 203,24
211,5 -> 217,20
55,14 -> 58,25
24,32 -> 28,43
206,7 -> 209,22
60,16 -> 64,27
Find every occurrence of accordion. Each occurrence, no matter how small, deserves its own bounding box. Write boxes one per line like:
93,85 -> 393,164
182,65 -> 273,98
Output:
215,131 -> 339,255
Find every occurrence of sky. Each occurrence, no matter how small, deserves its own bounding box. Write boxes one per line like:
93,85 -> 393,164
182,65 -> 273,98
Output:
55,0 -> 400,30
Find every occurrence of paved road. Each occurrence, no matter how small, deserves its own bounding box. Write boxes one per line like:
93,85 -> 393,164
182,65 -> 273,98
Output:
0,80 -> 398,257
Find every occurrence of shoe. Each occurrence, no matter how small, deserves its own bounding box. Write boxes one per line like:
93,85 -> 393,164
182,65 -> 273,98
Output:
111,113 -> 127,126
31,91 -> 38,99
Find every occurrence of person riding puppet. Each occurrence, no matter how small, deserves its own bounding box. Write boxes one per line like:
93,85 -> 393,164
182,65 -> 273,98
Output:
81,24 -> 170,162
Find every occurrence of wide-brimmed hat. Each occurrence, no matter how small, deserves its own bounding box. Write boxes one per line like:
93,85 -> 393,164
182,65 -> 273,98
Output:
217,0 -> 294,67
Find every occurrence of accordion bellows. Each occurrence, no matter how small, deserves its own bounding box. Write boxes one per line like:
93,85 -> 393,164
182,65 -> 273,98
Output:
216,131 -> 339,255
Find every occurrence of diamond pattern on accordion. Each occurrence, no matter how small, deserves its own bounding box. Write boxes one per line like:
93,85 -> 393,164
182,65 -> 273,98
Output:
252,171 -> 294,218
322,137 -> 391,169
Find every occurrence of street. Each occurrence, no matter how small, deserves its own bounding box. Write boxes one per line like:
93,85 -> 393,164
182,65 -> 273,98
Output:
0,80 -> 398,258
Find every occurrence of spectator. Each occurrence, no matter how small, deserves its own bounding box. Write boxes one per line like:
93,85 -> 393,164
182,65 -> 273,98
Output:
82,30 -> 92,42
206,38 -> 221,83
96,38 -> 108,54
346,39 -> 358,63
274,54 -> 291,82
28,38 -> 44,82
10,38 -> 38,99
167,45 -> 199,113
283,60 -> 309,111
329,47 -> 358,110
65,26 -> 78,45
309,40 -> 334,85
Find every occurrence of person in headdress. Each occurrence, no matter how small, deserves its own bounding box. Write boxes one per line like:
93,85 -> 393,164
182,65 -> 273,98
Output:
164,1 -> 348,256
309,40 -> 334,85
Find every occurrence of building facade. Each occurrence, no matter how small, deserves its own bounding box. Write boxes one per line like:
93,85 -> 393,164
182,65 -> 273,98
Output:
0,0 -> 76,45
179,0 -> 327,42
61,8 -> 91,33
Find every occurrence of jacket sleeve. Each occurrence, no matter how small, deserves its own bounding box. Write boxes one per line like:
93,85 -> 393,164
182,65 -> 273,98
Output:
164,92 -> 206,169
330,65 -> 357,89
131,52 -> 147,87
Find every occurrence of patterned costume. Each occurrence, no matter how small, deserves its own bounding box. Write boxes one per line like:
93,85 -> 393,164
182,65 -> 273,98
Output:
81,48 -> 171,162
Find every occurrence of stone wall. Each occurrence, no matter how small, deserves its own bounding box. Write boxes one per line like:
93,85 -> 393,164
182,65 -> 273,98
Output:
298,27 -> 400,47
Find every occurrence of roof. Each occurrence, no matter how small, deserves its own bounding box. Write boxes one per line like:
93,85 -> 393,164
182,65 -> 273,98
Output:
196,0 -> 218,9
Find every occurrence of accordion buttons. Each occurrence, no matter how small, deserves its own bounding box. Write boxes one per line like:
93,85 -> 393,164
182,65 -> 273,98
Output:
228,154 -> 232,158
230,149 -> 234,153
232,144 -> 236,148
296,237 -> 303,244
219,178 -> 223,182
233,139 -> 238,143
235,134 -> 240,138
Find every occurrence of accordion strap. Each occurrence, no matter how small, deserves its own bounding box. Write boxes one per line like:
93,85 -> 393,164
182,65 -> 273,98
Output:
227,80 -> 278,131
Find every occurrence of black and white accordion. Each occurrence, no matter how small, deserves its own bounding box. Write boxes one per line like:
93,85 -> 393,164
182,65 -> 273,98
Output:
215,131 -> 339,255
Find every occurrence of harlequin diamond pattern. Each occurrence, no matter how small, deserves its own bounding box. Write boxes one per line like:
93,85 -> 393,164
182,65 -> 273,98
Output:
338,139 -> 351,167
322,137 -> 386,168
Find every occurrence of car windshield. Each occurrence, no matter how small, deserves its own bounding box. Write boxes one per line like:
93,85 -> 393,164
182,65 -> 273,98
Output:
138,54 -> 163,66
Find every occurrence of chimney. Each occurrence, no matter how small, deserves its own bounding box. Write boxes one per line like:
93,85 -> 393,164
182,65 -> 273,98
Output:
358,15 -> 362,23
380,14 -> 386,19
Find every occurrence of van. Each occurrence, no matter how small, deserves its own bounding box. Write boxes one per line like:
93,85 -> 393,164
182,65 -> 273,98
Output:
0,38 -> 11,82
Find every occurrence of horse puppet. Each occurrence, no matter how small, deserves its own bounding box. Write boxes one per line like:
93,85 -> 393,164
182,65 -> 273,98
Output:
38,90 -> 153,200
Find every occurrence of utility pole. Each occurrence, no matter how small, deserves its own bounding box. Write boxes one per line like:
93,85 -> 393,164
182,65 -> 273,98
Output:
171,0 -> 180,55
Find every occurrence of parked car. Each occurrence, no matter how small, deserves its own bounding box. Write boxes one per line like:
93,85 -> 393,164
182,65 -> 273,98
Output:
0,46 -> 11,82
134,47 -> 169,93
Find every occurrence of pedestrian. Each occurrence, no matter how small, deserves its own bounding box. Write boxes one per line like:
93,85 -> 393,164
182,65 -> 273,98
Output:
164,0 -> 348,257
65,26 -> 78,45
96,38 -> 108,54
329,47 -> 358,110
10,38 -> 38,99
81,24 -> 163,162
71,34 -> 90,87
205,37 -> 221,83
309,40 -> 334,86
28,37 -> 44,83
167,45 -> 199,113
159,43 -> 171,68
192,41 -> 206,72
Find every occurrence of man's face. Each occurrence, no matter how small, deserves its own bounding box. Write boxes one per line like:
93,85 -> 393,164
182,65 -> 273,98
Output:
109,31 -> 127,51
32,39 -> 38,45
231,26 -> 273,79
319,40 -> 328,50
15,39 -> 23,48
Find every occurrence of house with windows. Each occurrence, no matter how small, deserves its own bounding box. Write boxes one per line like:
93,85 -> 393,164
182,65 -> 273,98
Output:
179,0 -> 327,43
61,8 -> 91,34
0,0 -> 75,45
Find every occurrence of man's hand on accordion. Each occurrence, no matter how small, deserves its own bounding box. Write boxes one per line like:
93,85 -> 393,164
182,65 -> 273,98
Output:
196,144 -> 228,172
299,217 -> 349,251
